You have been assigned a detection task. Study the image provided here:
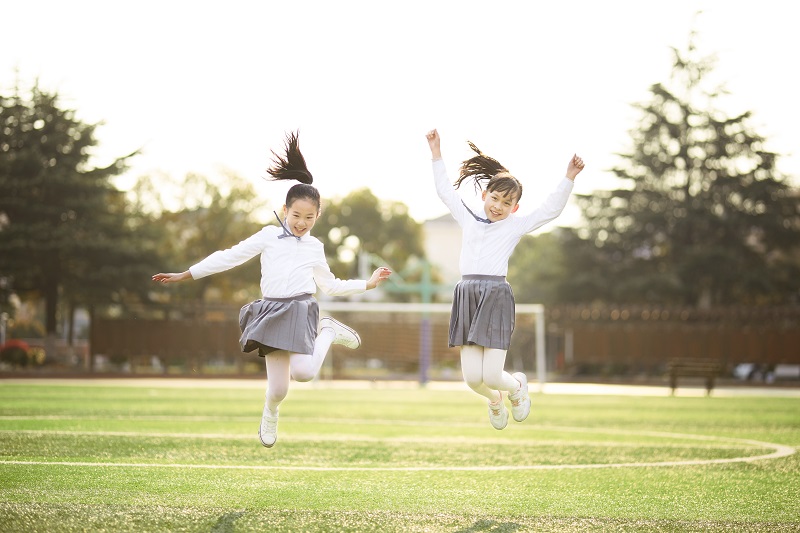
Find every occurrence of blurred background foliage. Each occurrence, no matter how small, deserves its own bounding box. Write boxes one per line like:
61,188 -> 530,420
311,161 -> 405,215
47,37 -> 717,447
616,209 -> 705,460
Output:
514,37 -> 800,308
0,83 -> 160,348
1,33 -> 798,351
313,188 -> 425,280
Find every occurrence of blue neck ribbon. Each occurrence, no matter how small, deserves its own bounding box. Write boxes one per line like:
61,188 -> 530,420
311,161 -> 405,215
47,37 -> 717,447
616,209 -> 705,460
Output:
274,211 -> 301,240
461,201 -> 492,224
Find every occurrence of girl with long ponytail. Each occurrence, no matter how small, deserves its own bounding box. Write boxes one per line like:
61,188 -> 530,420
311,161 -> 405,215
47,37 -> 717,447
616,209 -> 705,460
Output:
153,131 -> 392,448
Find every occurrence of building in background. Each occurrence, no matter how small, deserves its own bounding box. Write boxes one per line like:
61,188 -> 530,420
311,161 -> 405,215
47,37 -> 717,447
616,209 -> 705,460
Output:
422,214 -> 461,287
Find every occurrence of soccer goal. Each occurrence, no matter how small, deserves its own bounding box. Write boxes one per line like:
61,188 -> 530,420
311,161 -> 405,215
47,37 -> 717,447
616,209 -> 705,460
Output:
318,301 -> 547,387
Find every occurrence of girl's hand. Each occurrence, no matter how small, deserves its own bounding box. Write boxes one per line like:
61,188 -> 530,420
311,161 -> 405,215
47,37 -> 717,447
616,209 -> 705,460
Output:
566,154 -> 585,181
366,267 -> 392,290
426,129 -> 442,160
152,271 -> 192,284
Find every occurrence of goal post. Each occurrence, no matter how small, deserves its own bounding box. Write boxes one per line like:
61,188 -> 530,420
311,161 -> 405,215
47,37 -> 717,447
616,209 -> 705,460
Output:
518,304 -> 547,388
318,301 -> 547,387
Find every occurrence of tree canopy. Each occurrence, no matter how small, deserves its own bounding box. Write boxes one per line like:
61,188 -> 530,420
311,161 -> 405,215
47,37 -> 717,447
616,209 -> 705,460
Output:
139,178 -> 426,308
135,171 -> 267,310
507,231 -> 568,305
313,188 -> 425,279
0,83 -> 159,338
560,35 -> 800,307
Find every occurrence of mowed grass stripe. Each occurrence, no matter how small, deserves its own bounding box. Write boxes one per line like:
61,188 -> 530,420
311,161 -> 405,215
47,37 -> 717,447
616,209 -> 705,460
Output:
0,458 -> 787,471
1,430 -> 791,469
0,428 -> 774,450
1,440 -> 794,471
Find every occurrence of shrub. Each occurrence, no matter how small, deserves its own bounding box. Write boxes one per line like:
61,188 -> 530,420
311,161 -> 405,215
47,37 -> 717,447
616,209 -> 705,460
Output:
0,339 -> 31,368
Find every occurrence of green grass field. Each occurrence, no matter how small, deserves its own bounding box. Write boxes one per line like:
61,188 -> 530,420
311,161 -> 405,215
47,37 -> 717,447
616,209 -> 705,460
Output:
1,379 -> 798,532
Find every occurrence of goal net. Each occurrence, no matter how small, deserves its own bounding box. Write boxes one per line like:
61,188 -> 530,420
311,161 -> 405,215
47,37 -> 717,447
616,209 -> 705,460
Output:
317,301 -> 546,385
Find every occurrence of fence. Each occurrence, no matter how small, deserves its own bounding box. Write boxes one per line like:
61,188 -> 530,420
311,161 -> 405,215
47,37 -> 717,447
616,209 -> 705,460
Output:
549,305 -> 800,376
84,304 -> 800,379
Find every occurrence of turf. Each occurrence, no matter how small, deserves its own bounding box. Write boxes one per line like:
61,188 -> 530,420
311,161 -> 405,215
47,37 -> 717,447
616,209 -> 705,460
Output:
0,380 -> 798,532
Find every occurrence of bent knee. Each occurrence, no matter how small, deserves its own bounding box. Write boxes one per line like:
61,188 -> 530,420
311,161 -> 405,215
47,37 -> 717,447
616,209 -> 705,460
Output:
267,388 -> 288,404
482,375 -> 506,390
464,378 -> 486,392
291,369 -> 315,383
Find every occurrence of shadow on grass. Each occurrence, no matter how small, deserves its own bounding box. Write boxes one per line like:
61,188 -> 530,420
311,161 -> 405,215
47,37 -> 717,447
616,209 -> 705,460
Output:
454,519 -> 524,532
210,510 -> 246,532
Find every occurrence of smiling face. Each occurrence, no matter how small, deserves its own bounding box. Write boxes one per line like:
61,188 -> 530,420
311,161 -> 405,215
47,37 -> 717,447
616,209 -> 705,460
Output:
282,197 -> 320,237
481,188 -> 520,222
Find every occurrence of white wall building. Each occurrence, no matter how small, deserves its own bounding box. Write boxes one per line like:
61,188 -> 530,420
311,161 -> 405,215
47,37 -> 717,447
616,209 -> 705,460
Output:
422,213 -> 461,287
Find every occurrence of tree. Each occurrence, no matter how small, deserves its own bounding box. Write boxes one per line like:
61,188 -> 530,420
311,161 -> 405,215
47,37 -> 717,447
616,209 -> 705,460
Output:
134,171 -> 268,310
0,82 -> 158,352
0,276 -> 13,317
313,188 -> 425,279
562,34 -> 800,307
507,230 -> 568,305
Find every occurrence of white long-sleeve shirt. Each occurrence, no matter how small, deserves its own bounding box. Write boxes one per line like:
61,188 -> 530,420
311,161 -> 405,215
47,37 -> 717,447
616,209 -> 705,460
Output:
433,158 -> 573,277
189,225 -> 367,298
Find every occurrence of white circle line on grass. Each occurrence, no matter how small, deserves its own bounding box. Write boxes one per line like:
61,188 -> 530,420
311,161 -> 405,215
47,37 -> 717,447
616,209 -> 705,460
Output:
0,430 -> 793,471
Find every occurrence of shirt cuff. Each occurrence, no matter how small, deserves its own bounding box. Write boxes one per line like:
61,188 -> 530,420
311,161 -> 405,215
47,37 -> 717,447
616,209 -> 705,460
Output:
188,264 -> 208,280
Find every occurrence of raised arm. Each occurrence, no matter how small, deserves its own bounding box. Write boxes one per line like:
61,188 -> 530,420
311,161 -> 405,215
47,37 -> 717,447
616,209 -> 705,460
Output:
518,154 -> 585,234
426,129 -> 468,226
426,129 -> 442,160
566,154 -> 585,181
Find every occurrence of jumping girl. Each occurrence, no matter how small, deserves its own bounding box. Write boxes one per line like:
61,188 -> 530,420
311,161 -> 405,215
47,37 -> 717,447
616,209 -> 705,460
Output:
425,128 -> 584,429
153,131 -> 392,447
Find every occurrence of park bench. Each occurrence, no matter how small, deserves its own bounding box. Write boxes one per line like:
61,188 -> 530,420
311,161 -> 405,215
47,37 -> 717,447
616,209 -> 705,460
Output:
668,358 -> 723,396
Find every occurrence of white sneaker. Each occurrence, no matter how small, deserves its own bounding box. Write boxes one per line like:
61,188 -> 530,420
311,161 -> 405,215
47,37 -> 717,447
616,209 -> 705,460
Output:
508,372 -> 531,422
259,408 -> 278,448
488,398 -> 509,430
319,316 -> 361,349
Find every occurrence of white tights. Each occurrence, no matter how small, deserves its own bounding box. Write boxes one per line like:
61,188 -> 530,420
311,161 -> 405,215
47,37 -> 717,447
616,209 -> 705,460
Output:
460,345 -> 521,404
263,327 -> 336,414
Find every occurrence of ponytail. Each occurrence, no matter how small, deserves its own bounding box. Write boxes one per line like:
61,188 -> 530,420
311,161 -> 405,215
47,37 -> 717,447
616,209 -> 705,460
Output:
265,130 -> 314,184
456,141 -> 523,202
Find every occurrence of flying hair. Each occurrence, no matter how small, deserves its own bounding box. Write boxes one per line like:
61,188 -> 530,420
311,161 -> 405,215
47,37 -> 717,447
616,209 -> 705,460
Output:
265,130 -> 314,184
455,141 -> 523,201
455,141 -> 508,191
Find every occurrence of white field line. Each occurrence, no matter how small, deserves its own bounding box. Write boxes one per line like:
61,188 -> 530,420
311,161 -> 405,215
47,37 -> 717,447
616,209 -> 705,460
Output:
0,426 -> 794,471
1,448 -> 793,472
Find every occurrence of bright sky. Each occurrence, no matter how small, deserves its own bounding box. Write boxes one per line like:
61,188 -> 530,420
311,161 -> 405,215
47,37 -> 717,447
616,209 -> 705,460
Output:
3,1 -> 798,226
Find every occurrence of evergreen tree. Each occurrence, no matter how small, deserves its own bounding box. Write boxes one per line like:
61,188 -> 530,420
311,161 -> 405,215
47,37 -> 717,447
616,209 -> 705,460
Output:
0,82 -> 158,348
563,34 -> 800,307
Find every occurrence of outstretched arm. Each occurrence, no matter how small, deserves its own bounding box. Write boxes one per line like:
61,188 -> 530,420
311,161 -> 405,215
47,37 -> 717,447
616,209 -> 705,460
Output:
566,154 -> 586,181
152,271 -> 193,284
366,267 -> 392,290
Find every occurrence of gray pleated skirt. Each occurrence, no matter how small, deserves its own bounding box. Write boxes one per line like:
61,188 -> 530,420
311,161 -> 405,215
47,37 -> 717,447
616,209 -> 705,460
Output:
238,294 -> 319,356
449,275 -> 515,350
